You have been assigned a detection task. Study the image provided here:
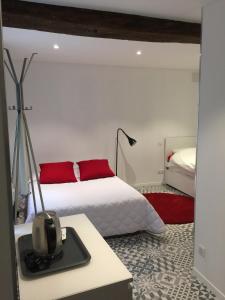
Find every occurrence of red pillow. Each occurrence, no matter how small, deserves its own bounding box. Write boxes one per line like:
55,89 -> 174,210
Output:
39,161 -> 77,184
167,152 -> 174,162
77,159 -> 115,181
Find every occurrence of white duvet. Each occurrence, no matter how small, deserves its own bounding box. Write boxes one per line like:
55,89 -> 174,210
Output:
26,176 -> 166,236
169,148 -> 196,174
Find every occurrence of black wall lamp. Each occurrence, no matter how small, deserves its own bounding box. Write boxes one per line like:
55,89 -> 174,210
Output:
115,128 -> 137,176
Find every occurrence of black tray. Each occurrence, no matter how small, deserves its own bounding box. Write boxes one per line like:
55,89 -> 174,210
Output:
18,227 -> 91,278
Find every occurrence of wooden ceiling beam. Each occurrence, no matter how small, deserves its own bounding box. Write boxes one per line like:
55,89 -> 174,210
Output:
2,0 -> 201,44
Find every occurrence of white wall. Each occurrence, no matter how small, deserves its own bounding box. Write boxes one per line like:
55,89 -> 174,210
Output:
194,0 -> 225,298
5,62 -> 198,185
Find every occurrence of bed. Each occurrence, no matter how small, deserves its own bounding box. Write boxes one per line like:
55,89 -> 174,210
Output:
26,176 -> 166,236
164,136 -> 196,197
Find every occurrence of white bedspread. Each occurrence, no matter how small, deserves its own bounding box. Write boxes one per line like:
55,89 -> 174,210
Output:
26,177 -> 166,236
169,148 -> 196,174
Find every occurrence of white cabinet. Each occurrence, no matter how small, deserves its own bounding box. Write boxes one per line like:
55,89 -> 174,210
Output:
15,214 -> 133,300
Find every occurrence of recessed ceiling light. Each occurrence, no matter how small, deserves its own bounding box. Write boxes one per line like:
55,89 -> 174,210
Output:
136,50 -> 142,55
53,44 -> 59,50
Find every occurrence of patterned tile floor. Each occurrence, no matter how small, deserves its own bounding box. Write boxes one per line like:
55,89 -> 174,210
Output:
106,184 -> 216,300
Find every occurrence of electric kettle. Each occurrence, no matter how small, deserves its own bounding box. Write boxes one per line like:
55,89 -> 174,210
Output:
32,211 -> 63,257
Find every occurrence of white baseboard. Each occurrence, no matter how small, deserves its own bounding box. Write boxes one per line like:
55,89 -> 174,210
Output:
192,267 -> 225,300
134,182 -> 163,189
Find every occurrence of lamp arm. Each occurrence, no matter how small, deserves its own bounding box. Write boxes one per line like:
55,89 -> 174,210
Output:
116,128 -> 136,176
115,128 -> 120,176
116,128 -> 130,175
118,128 -> 129,139
116,128 -> 128,175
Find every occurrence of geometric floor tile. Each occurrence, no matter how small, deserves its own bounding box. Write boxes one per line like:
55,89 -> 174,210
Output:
106,184 -> 216,300
106,223 -> 216,300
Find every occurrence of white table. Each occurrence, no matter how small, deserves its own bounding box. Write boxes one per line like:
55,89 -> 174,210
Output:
15,214 -> 133,300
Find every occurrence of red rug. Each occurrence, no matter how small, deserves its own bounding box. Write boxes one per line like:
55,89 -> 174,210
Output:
144,193 -> 194,224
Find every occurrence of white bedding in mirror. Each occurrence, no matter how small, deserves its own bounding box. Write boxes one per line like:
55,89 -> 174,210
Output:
26,176 -> 166,236
168,147 -> 196,174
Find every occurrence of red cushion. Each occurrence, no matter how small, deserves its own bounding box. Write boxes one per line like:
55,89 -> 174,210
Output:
39,161 -> 77,184
77,159 -> 115,181
167,152 -> 174,162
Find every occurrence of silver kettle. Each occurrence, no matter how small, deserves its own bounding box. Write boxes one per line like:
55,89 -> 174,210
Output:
32,211 -> 62,257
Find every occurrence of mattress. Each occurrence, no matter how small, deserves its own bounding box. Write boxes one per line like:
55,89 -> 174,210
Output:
26,176 -> 166,236
168,147 -> 196,175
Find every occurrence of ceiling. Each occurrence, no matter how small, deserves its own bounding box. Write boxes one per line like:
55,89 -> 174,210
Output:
3,28 -> 200,70
24,0 -> 202,23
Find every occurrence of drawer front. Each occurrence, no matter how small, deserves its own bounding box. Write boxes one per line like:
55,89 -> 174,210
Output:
61,281 -> 133,300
